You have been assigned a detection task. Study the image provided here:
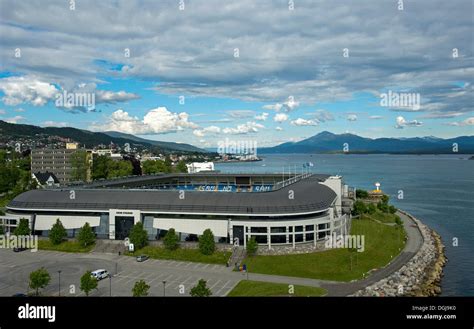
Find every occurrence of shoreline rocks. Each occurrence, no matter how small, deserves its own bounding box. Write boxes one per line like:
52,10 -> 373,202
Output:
351,210 -> 446,297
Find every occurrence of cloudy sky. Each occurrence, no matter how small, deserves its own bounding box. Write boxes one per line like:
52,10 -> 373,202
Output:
0,0 -> 472,147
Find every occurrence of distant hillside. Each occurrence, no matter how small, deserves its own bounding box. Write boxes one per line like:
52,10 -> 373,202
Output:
260,131 -> 474,154
103,131 -> 205,153
0,120 -> 206,153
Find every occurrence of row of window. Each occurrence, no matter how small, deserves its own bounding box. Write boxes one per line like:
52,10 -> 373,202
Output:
251,231 -> 329,244
248,223 -> 330,234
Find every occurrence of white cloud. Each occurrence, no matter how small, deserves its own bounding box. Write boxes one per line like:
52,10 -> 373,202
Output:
94,107 -> 197,134
222,121 -> 264,134
446,117 -> 474,126
275,126 -> 283,131
274,113 -> 289,123
395,116 -> 423,129
96,90 -> 140,103
290,118 -> 318,126
263,96 -> 300,113
5,115 -> 25,123
347,114 -> 358,122
369,115 -> 383,119
42,121 -> 68,127
0,109 -> 6,115
254,112 -> 269,121
0,76 -> 58,106
313,110 -> 334,123
226,110 -> 255,119
193,125 -> 221,137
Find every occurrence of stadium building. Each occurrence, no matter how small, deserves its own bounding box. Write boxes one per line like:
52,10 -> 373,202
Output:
3,173 -> 354,249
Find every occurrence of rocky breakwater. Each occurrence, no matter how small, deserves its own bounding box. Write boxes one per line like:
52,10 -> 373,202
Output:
352,211 -> 446,297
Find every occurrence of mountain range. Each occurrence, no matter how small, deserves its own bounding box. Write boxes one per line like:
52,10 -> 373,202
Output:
0,120 -> 206,153
260,131 -> 474,154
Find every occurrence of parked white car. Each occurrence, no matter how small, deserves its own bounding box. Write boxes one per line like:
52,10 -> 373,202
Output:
91,269 -> 109,280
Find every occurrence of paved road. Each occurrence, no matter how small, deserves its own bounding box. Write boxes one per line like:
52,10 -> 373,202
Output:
0,212 -> 423,297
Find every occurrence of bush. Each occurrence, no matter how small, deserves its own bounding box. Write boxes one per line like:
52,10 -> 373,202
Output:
352,200 -> 367,216
129,222 -> 148,250
77,222 -> 95,247
49,219 -> 67,245
246,237 -> 258,256
29,267 -> 51,296
367,203 -> 377,215
163,228 -> 179,251
14,218 -> 30,236
356,189 -> 369,199
199,229 -> 215,255
190,279 -> 212,297
389,205 -> 397,214
377,201 -> 389,213
80,271 -> 98,297
132,280 -> 150,297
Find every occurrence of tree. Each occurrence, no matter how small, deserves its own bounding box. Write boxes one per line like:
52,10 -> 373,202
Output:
352,200 -> 367,216
381,194 -> 389,204
132,280 -> 150,297
71,150 -> 89,182
108,160 -> 133,178
29,267 -> 51,296
80,271 -> 98,296
367,203 -> 377,215
142,160 -> 168,175
175,160 -> 188,173
92,155 -> 110,180
163,228 -> 179,251
49,219 -> 67,245
377,201 -> 389,213
14,218 -> 30,236
198,229 -> 215,255
77,222 -> 95,247
355,189 -> 369,199
129,222 -> 148,250
190,279 -> 212,297
246,237 -> 258,256
389,205 -> 397,214
0,225 -> 4,235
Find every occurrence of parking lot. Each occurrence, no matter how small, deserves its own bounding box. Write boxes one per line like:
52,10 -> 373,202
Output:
0,249 -> 242,297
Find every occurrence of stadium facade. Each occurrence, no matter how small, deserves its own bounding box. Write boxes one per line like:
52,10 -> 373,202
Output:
3,173 -> 354,249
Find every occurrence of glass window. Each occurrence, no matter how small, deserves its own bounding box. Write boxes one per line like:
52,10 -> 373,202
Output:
251,227 -> 267,233
295,226 -> 303,232
270,227 -> 286,233
254,235 -> 267,244
271,235 -> 286,244
306,233 -> 314,241
305,225 -> 314,231
295,234 -> 303,242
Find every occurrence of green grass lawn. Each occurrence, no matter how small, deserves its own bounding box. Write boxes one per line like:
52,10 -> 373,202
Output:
38,240 -> 95,253
128,246 -> 231,265
227,280 -> 327,297
363,210 -> 400,224
242,218 -> 406,282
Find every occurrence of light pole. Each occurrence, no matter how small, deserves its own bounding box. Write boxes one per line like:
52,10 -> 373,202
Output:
57,270 -> 61,297
162,280 -> 166,297
109,274 -> 112,297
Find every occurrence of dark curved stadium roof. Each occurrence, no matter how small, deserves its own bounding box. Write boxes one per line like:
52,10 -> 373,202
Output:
7,175 -> 337,215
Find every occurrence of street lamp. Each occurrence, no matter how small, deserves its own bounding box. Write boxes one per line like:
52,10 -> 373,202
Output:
162,280 -> 166,297
109,274 -> 112,297
57,270 -> 62,297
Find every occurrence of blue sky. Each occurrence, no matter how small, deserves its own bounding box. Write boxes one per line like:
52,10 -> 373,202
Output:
0,0 -> 472,147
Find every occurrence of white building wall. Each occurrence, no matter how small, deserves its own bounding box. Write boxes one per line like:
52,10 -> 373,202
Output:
321,176 -> 343,216
34,215 -> 100,230
153,218 -> 228,237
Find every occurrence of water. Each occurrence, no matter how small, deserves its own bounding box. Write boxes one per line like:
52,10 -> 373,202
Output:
215,154 -> 474,296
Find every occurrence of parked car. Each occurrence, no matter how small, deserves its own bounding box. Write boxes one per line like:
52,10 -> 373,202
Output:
136,255 -> 149,262
90,269 -> 109,280
13,247 -> 27,252
12,293 -> 28,297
